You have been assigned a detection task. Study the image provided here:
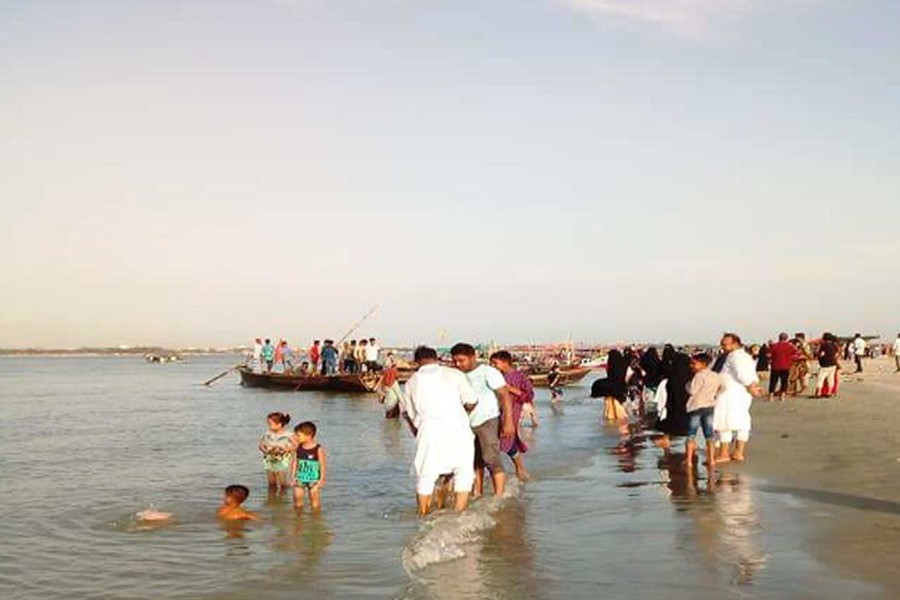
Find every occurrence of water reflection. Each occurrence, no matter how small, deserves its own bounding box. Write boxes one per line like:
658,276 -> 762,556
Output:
653,453 -> 768,588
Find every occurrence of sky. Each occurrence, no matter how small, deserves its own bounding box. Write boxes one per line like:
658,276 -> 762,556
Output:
1,0 -> 898,349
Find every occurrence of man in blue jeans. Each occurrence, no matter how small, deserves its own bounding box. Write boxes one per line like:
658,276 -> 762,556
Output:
685,353 -> 725,467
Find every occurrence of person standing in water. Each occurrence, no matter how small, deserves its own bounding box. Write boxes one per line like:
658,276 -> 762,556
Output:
548,362 -> 563,404
713,333 -> 763,463
489,351 -> 532,482
259,412 -> 293,492
291,421 -> 326,511
400,346 -> 477,516
685,353 -> 724,467
450,343 -> 515,498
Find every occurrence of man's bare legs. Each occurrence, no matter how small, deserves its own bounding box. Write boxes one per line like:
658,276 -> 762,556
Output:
416,494 -> 432,516
454,491 -> 470,512
732,440 -> 747,462
491,471 -> 506,496
512,454 -> 529,481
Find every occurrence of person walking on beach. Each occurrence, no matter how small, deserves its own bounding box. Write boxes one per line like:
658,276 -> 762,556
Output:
400,346 -> 477,516
713,333 -> 762,463
893,333 -> 900,373
852,333 -> 867,373
451,343 -> 515,498
685,353 -> 724,468
768,333 -> 795,402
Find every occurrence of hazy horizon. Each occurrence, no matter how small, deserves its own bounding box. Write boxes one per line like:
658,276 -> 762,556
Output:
2,1 -> 898,349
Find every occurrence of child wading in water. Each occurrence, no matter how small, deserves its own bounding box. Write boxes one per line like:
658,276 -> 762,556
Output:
259,412 -> 294,492
217,485 -> 259,520
685,353 -> 724,468
291,421 -> 327,511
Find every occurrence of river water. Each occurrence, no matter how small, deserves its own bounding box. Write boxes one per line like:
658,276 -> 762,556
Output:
0,356 -> 879,599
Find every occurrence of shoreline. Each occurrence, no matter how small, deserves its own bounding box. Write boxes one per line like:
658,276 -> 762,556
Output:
742,357 -> 900,596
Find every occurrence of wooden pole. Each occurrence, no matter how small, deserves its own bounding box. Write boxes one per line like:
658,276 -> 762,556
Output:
203,360 -> 247,386
336,304 -> 380,346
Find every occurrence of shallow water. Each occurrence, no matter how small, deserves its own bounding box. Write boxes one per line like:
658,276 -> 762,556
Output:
0,357 -> 879,599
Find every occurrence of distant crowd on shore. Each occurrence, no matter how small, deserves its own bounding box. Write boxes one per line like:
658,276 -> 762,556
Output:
589,331 -> 900,470
247,337 -> 388,376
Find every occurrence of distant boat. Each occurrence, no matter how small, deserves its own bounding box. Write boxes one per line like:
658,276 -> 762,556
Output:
527,366 -> 593,387
145,353 -> 183,364
238,368 -> 379,393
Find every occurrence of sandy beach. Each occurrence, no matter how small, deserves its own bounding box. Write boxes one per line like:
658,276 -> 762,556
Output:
743,356 -> 900,595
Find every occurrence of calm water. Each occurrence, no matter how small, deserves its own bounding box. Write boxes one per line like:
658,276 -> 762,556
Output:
0,357 -> 879,599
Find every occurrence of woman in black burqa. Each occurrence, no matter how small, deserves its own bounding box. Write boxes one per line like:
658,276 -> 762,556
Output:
640,347 -> 662,391
592,349 -> 629,421
656,350 -> 693,449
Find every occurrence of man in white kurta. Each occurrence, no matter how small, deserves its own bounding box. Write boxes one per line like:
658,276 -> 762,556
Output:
714,333 -> 762,462
401,347 -> 477,515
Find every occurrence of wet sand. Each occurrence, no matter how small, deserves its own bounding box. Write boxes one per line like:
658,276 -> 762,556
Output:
743,356 -> 900,596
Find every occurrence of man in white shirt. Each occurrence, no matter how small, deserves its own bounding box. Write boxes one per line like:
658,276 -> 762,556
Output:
401,346 -> 477,516
365,337 -> 380,371
892,333 -> 900,373
251,338 -> 263,373
852,333 -> 867,373
450,343 -> 515,497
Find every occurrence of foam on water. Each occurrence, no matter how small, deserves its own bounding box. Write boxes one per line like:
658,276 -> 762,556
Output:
401,480 -> 522,573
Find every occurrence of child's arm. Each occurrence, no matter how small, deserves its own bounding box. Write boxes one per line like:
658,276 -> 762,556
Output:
316,447 -> 327,488
507,385 -> 523,397
259,436 -> 268,454
290,445 -> 298,482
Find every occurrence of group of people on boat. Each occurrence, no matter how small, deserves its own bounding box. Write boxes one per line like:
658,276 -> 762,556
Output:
249,337 -> 383,376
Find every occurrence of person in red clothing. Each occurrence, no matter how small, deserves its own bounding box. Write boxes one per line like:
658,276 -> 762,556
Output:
768,332 -> 796,401
308,340 -> 321,375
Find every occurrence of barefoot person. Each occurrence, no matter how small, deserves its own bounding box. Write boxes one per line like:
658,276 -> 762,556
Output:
401,346 -> 477,516
489,351 -> 532,482
450,343 -> 515,498
685,353 -> 724,467
713,333 -> 763,463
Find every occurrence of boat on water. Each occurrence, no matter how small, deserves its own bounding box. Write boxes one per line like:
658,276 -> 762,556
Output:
527,366 -> 593,387
238,368 -> 379,393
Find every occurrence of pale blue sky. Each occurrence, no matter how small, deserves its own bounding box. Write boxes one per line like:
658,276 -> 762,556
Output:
1,1 -> 898,348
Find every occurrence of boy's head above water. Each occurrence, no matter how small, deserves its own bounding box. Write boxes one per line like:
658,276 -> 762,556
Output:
294,421 -> 317,442
224,485 -> 250,506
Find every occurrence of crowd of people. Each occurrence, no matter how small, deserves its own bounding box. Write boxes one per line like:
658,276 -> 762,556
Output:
248,337 -> 385,376
586,330 -> 895,469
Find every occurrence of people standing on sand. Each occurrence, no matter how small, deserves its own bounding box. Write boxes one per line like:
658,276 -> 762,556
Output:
755,341 -> 771,377
893,333 -> 900,373
713,333 -> 763,463
309,340 -> 321,375
768,333 -> 795,402
321,340 -> 338,376
489,351 -> 532,481
400,346 -> 477,516
655,351 -> 692,452
789,333 -> 812,396
451,343 -> 515,498
262,339 -> 276,373
852,333 -> 867,373
815,333 -> 840,397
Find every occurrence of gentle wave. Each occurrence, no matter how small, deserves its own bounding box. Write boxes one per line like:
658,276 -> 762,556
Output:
401,480 -> 522,572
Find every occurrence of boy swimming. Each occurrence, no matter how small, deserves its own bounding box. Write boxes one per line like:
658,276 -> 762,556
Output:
291,421 -> 327,511
217,485 -> 259,521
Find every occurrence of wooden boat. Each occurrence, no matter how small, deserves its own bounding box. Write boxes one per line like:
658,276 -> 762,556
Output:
239,368 -> 378,393
528,366 -> 593,387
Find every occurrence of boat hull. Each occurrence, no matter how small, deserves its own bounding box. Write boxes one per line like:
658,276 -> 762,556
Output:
529,367 -> 593,387
239,369 -> 377,393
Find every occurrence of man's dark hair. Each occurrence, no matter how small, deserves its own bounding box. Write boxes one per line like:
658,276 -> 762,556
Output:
489,350 -> 513,363
722,332 -> 742,346
778,332 -> 788,341
314,340 -> 320,344
450,343 -> 476,357
294,421 -> 317,437
225,485 -> 250,504
691,352 -> 712,366
413,346 -> 438,362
